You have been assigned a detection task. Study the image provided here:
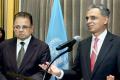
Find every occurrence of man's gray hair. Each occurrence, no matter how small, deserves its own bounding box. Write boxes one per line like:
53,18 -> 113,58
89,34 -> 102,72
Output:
88,4 -> 110,17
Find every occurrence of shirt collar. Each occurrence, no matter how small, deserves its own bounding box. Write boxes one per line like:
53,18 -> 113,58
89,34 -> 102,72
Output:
92,29 -> 107,41
17,36 -> 32,46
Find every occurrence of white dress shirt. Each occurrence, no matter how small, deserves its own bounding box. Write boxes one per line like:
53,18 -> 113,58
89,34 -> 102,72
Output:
16,36 -> 32,60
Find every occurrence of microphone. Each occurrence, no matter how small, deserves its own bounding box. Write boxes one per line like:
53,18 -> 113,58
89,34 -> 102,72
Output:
56,36 -> 80,50
42,36 -> 80,80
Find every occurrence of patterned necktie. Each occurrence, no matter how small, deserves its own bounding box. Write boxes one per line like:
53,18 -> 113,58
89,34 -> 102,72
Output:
90,37 -> 99,72
17,42 -> 25,68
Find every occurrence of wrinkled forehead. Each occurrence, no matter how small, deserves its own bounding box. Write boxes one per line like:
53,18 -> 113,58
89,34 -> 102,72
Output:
86,8 -> 102,17
14,17 -> 31,25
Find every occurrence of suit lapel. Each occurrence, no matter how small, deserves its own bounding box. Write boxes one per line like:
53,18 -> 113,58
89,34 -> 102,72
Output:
18,37 -> 38,72
83,37 -> 92,78
91,32 -> 114,76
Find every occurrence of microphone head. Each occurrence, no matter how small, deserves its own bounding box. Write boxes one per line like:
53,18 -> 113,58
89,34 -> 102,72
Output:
73,36 -> 80,42
56,36 -> 80,51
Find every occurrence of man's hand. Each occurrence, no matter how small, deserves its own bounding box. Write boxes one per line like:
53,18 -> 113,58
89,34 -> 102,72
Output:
39,62 -> 61,77
106,75 -> 115,80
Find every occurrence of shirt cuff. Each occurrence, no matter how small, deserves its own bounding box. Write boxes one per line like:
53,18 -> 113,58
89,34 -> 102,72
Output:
55,69 -> 64,79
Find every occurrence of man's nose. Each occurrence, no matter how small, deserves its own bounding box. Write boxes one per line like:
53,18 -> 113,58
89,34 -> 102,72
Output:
87,19 -> 92,24
19,26 -> 24,31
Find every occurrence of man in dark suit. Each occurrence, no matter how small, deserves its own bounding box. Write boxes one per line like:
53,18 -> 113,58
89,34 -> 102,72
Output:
0,12 -> 51,80
39,4 -> 120,80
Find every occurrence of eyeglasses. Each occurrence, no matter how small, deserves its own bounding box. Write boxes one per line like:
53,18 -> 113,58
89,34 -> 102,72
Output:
14,25 -> 32,30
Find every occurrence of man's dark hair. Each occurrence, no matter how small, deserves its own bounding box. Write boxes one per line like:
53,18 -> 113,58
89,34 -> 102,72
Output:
88,4 -> 110,17
14,12 -> 33,25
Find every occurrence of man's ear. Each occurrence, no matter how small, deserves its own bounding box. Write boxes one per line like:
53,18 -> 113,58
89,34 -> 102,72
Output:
104,17 -> 109,25
31,25 -> 34,33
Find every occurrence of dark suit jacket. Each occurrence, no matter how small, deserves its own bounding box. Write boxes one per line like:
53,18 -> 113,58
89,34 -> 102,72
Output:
0,36 -> 51,80
62,31 -> 120,80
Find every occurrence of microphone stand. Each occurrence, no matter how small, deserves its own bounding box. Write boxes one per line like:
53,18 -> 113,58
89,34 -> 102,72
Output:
42,46 -> 73,80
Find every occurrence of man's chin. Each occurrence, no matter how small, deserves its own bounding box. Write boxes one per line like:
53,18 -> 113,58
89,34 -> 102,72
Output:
18,37 -> 26,40
88,28 -> 96,32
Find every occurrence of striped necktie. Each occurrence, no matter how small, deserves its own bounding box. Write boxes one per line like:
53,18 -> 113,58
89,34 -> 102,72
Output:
17,42 -> 25,68
90,38 -> 99,72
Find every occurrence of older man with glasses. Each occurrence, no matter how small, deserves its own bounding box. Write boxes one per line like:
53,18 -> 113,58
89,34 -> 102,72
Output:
0,12 -> 51,80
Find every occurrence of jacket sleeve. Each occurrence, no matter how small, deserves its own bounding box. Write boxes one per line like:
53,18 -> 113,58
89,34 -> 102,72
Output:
0,43 -> 7,80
